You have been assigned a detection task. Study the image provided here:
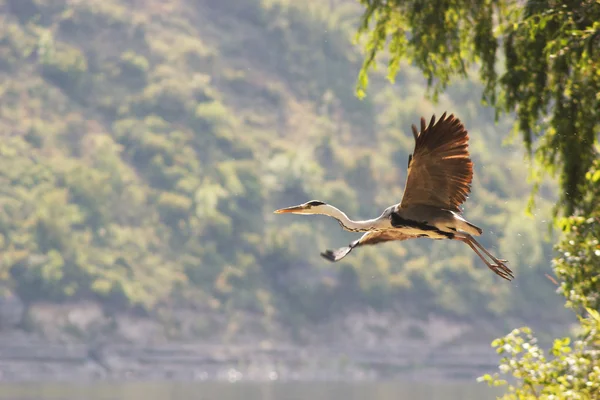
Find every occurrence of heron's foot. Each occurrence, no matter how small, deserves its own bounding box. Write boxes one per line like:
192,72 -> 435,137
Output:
489,261 -> 514,281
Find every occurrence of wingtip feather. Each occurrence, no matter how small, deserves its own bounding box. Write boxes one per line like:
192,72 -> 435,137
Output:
411,124 -> 418,140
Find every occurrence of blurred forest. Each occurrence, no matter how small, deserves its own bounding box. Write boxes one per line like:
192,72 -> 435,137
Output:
0,0 -> 568,340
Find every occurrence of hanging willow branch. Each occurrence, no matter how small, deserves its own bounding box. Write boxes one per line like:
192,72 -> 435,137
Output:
355,0 -> 600,217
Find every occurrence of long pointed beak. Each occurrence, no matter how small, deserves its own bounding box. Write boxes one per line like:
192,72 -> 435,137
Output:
273,205 -> 308,214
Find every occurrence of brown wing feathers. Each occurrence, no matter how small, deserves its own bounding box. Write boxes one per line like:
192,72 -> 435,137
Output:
400,113 -> 473,212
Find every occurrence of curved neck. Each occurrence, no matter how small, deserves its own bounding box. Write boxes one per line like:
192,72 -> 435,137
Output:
320,205 -> 379,232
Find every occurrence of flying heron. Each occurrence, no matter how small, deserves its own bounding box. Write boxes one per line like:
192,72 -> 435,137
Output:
274,112 -> 514,281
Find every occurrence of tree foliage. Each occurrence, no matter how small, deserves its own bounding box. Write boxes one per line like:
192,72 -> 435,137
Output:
354,0 -> 599,396
356,0 -> 600,216
479,192 -> 600,398
479,313 -> 600,400
0,0 -> 564,342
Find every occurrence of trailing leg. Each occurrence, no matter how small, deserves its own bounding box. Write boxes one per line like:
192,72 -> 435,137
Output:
454,233 -> 514,281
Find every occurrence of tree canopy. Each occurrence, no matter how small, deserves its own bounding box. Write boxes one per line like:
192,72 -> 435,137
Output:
356,0 -> 600,217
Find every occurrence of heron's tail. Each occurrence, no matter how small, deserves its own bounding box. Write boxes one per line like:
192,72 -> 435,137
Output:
462,220 -> 483,236
454,215 -> 483,236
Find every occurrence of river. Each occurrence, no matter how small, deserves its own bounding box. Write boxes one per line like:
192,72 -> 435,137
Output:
0,381 -> 502,399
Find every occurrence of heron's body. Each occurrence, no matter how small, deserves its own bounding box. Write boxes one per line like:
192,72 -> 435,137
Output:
274,113 -> 514,281
391,205 -> 482,238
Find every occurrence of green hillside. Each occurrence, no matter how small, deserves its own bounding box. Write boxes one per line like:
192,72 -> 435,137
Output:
0,0 -> 566,338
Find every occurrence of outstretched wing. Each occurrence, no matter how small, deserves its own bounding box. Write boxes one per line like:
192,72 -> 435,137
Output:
399,112 -> 473,213
321,230 -> 413,262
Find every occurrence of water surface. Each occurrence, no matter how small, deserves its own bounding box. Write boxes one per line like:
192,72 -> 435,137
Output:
0,381 -> 502,400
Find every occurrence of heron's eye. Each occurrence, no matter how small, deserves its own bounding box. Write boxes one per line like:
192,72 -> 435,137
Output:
307,200 -> 326,206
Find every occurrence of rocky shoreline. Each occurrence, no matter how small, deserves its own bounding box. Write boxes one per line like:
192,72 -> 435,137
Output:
0,300 -> 570,383
0,332 -> 500,383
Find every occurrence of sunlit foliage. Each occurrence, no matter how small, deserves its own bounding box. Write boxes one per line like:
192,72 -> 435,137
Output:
479,190 -> 600,398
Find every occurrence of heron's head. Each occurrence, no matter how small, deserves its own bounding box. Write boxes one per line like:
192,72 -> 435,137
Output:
273,200 -> 328,215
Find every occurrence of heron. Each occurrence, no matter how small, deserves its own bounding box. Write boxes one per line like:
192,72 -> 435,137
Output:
273,112 -> 514,281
